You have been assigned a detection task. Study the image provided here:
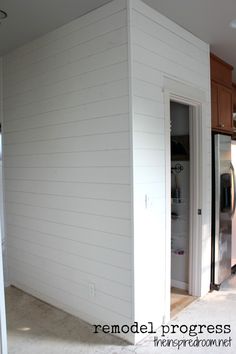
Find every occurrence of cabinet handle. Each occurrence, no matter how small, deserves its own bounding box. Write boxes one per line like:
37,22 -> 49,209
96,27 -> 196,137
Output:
220,123 -> 225,128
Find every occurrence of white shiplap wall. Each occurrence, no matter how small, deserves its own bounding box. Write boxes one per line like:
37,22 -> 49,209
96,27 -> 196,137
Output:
129,0 -> 211,341
2,0 -> 212,344
0,58 -> 8,286
3,0 -> 134,342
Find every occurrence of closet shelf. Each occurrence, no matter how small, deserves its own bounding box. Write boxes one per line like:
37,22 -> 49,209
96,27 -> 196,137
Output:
171,250 -> 187,256
171,217 -> 188,221
171,198 -> 188,204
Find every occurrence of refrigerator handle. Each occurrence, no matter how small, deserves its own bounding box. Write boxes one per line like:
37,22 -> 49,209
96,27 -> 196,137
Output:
230,162 -> 236,217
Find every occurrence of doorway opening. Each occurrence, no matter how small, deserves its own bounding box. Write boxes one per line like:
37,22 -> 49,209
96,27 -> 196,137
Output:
163,79 -> 207,323
170,101 -> 196,317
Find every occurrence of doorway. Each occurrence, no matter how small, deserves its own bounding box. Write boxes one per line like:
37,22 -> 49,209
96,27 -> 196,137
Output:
170,102 -> 196,317
163,78 -> 210,325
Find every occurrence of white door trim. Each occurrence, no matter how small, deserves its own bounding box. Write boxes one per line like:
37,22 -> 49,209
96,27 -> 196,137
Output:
0,57 -> 8,354
188,105 -> 202,296
163,78 -> 205,322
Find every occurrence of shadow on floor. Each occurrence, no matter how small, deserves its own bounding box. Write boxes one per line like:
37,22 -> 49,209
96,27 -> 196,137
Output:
5,286 -> 128,353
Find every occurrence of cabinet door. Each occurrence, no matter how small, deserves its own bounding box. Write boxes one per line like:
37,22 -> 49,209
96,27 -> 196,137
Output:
211,81 -> 219,129
218,85 -> 233,132
232,84 -> 236,112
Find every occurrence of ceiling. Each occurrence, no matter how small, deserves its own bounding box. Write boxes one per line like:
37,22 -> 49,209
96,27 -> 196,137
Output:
1,0 -> 236,79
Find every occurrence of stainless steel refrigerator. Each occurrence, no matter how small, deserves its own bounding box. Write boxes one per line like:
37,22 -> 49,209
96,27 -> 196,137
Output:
211,134 -> 236,290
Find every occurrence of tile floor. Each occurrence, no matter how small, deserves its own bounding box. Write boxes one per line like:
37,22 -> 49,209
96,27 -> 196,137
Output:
5,276 -> 236,353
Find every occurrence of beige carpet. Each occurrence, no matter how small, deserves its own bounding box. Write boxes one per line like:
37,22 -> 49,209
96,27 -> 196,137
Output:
5,286 -> 126,354
5,276 -> 236,353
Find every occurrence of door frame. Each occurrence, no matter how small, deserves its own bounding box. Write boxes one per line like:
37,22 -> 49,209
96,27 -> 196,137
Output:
0,58 -> 8,354
163,77 -> 205,322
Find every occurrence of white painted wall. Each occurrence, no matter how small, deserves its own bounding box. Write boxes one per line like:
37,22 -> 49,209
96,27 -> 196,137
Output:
3,0 -> 134,343
0,57 -> 8,354
231,142 -> 236,266
171,102 -> 189,136
2,0 -> 212,345
0,59 -> 7,285
129,0 -> 211,342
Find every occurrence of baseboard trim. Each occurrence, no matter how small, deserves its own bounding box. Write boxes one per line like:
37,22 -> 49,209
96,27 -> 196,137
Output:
171,279 -> 188,291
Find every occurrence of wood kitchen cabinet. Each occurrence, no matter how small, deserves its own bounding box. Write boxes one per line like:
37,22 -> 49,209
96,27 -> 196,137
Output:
232,83 -> 236,134
210,53 -> 233,134
211,82 -> 233,131
232,83 -> 236,112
